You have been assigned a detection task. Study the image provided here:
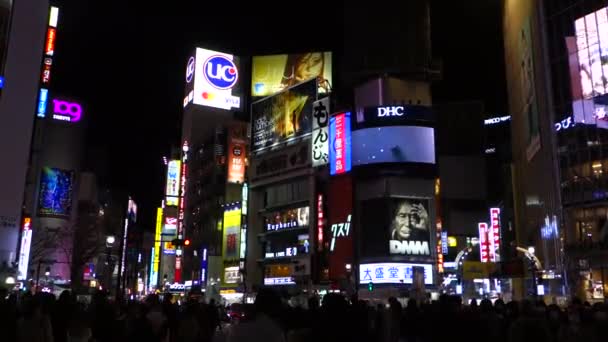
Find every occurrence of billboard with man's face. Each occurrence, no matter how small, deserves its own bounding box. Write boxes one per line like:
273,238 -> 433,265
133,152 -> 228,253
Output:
252,52 -> 332,97
251,79 -> 317,153
360,198 -> 432,258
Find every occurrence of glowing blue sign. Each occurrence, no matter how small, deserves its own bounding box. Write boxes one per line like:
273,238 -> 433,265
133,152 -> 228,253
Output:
329,112 -> 352,175
37,88 -> 49,118
203,55 -> 238,90
0,76 -> 4,89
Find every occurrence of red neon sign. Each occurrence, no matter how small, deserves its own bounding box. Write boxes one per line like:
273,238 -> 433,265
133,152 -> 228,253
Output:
45,28 -> 56,56
489,208 -> 501,262
478,222 -> 490,263
317,194 -> 324,251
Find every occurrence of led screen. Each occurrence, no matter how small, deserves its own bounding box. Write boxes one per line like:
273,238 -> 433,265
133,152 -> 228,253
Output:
361,198 -> 432,258
38,167 -> 74,217
251,79 -> 316,153
352,126 -> 435,166
252,52 -> 332,97
222,208 -> 241,261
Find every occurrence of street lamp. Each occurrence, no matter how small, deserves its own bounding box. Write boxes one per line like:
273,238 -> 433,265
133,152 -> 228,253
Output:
527,246 -> 538,298
106,235 -> 116,247
5,276 -> 15,285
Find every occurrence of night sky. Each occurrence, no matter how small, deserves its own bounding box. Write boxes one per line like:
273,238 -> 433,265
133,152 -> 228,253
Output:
51,0 -> 505,230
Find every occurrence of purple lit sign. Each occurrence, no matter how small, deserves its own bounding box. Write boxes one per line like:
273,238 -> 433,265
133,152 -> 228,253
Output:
51,99 -> 82,122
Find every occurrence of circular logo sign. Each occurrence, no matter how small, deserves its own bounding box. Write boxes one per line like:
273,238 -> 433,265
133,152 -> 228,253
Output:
203,55 -> 238,90
186,56 -> 195,83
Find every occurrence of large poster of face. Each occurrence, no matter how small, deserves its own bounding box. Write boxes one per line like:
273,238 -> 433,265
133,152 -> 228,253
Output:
361,198 -> 432,257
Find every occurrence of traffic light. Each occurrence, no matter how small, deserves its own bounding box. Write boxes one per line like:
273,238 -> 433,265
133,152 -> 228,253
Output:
368,282 -> 374,292
171,238 -> 191,247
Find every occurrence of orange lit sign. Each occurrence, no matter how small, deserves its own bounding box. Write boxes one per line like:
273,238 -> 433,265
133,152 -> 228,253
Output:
45,28 -> 56,56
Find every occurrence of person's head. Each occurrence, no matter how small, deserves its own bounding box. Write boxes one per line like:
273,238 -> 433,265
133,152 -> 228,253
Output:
391,201 -> 422,240
294,53 -> 324,83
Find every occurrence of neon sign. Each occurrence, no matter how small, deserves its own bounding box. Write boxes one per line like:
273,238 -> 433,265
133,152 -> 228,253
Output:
17,217 -> 32,280
186,56 -> 195,83
330,112 -> 352,175
489,208 -> 501,262
51,99 -> 82,122
478,222 -> 490,262
45,28 -> 56,56
317,194 -> 324,251
484,116 -> 510,125
37,88 -> 49,118
359,262 -> 433,285
329,214 -> 351,252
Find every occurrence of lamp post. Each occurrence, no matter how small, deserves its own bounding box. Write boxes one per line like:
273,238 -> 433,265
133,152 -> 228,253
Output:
105,235 -> 115,295
528,246 -> 538,298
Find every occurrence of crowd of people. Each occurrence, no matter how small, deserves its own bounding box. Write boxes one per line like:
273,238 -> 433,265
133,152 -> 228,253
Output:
1,286 -> 608,342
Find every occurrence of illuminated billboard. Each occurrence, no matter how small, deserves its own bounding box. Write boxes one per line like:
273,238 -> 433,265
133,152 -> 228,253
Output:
17,217 -> 32,280
51,99 -> 82,122
352,126 -> 435,166
359,262 -> 433,285
575,8 -> 608,99
166,160 -> 181,198
227,123 -> 247,183
189,47 -> 242,110
222,207 -> 242,261
360,198 -> 432,258
311,98 -> 330,167
328,175 -> 353,280
252,52 -> 332,97
38,167 -> 74,217
251,79 -> 317,153
329,112 -> 352,175
151,207 -> 162,288
355,105 -> 434,128
37,88 -> 49,118
264,206 -> 309,232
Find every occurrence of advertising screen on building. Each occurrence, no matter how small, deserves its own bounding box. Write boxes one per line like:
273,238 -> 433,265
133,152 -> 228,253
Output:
251,79 -> 317,153
311,98 -> 330,167
329,112 -> 352,175
222,207 -> 241,261
227,123 -> 247,183
352,126 -> 435,166
38,167 -> 74,217
265,206 -> 310,232
359,262 -> 433,285
251,52 -> 332,97
361,198 -> 432,258
355,105 -> 434,129
166,160 -> 181,198
575,7 -> 608,100
190,47 -> 242,110
328,175 -> 353,280
17,217 -> 32,280
568,7 -> 608,129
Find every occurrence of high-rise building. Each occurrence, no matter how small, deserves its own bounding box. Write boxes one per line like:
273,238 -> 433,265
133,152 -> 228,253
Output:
0,0 -> 49,265
502,0 -> 608,299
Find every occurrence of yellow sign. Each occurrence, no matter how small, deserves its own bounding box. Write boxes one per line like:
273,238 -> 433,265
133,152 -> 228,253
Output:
251,52 -> 332,97
153,208 -> 162,276
222,209 -> 241,261
448,236 -> 457,247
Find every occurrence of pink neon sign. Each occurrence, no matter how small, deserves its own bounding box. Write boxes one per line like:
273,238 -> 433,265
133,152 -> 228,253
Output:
52,99 -> 82,122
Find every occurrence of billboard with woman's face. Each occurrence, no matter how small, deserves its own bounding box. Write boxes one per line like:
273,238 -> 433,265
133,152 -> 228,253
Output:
252,52 -> 332,97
